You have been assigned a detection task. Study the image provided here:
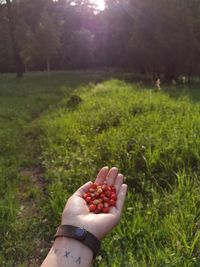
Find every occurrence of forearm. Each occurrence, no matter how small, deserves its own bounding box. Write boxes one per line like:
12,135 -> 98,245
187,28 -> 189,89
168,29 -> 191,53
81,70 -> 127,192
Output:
41,237 -> 93,267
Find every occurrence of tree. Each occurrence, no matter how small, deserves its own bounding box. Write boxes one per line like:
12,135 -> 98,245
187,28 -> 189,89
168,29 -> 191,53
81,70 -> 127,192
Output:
0,3 -> 14,72
35,11 -> 61,78
6,0 -> 24,77
0,0 -> 200,78
18,25 -> 35,72
68,28 -> 94,68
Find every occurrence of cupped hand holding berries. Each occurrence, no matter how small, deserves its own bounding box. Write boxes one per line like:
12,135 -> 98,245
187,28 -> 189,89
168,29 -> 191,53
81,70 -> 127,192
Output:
61,167 -> 127,240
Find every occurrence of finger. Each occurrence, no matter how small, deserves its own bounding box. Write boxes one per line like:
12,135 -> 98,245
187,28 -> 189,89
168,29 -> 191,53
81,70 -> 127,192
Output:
95,166 -> 109,185
75,181 -> 93,197
105,167 -> 118,185
114,173 -> 123,194
116,184 -> 128,214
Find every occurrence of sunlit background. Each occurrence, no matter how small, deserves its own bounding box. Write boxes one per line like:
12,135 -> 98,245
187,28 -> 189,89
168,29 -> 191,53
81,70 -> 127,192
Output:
90,0 -> 105,10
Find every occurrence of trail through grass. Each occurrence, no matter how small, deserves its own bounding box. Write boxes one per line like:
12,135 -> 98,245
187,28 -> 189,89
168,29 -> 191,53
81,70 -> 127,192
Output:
0,72 -> 200,266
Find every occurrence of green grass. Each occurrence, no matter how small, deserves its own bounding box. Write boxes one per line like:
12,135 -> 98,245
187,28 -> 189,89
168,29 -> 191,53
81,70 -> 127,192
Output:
0,72 -> 200,266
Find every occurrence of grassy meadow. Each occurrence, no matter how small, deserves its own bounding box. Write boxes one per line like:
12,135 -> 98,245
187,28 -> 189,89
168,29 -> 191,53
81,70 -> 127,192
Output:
0,72 -> 200,266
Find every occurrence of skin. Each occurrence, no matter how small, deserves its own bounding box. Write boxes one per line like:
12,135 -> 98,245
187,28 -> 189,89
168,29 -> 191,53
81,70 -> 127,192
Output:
41,167 -> 127,267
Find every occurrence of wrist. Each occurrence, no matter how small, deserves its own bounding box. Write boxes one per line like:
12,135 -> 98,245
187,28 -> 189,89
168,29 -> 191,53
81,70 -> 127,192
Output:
54,236 -> 93,259
54,225 -> 101,258
61,218 -> 102,240
41,237 -> 93,267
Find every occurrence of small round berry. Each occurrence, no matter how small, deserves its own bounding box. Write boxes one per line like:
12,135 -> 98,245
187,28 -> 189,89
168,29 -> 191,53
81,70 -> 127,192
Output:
105,191 -> 111,197
95,209 -> 100,214
85,196 -> 92,203
101,184 -> 108,191
94,192 -> 100,198
97,203 -> 103,210
109,199 -> 116,206
111,186 -> 116,193
102,207 -> 109,213
97,188 -> 103,194
111,193 -> 117,200
104,202 -> 109,208
89,204 -> 96,212
90,183 -> 98,189
103,196 -> 109,202
83,193 -> 89,199
93,199 -> 100,205
100,193 -> 105,198
89,188 -> 95,193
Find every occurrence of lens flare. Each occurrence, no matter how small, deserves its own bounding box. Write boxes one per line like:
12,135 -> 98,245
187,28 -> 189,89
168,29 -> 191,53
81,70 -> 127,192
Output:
90,0 -> 105,11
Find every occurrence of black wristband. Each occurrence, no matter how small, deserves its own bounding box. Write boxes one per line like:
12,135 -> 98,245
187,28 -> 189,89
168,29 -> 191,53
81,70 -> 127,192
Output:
54,225 -> 101,258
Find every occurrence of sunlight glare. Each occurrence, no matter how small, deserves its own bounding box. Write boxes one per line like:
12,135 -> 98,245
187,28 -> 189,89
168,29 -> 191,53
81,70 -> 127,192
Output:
90,0 -> 105,11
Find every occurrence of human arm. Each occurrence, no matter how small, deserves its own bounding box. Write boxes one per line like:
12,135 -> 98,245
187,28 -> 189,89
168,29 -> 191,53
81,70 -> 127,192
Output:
41,166 -> 127,267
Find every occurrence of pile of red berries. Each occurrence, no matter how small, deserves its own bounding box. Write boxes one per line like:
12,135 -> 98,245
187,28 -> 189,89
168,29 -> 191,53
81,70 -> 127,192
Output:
83,183 -> 117,213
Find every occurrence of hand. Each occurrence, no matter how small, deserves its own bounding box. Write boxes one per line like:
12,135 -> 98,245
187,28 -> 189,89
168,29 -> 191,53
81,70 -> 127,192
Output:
61,167 -> 127,240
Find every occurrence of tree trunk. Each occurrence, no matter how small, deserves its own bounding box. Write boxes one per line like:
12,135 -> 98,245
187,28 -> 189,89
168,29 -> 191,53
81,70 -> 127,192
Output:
164,62 -> 176,81
24,61 -> 28,73
47,56 -> 51,79
6,0 -> 23,78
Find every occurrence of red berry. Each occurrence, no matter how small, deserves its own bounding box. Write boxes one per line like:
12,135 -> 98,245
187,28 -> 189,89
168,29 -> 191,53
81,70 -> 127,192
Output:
89,204 -> 96,212
98,198 -> 103,203
94,192 -> 100,198
101,184 -> 108,191
93,199 -> 100,205
97,203 -> 103,210
84,182 -> 117,213
111,193 -> 117,200
102,207 -> 109,213
105,191 -> 111,197
111,186 -> 116,192
89,188 -> 95,193
83,193 -> 89,199
95,209 -> 100,214
103,196 -> 109,202
91,183 -> 98,189
109,199 -> 116,206
97,188 -> 103,194
104,202 -> 109,208
86,196 -> 91,203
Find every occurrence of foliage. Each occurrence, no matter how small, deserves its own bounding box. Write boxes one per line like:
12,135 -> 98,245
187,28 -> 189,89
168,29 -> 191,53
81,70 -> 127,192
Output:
0,0 -> 200,78
35,11 -> 61,75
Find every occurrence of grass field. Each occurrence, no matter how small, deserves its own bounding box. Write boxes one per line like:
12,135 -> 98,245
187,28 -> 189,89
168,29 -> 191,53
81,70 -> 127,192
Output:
0,71 -> 200,267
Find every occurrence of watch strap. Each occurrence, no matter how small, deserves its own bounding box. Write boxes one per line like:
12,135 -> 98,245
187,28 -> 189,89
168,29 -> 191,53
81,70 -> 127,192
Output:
54,225 -> 101,258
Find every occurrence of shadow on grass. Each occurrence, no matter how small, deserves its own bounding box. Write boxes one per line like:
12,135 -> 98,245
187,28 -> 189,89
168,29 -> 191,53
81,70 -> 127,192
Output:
110,71 -> 200,103
162,83 -> 200,103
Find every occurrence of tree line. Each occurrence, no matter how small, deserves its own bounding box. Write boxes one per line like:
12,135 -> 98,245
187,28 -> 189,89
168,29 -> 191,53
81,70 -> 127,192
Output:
0,0 -> 200,79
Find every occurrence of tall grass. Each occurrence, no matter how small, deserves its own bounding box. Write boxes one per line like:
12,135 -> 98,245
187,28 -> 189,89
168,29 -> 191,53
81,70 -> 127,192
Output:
0,73 -> 200,266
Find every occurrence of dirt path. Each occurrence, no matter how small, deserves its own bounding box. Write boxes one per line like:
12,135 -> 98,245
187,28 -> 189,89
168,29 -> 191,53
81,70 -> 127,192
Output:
18,165 -> 48,266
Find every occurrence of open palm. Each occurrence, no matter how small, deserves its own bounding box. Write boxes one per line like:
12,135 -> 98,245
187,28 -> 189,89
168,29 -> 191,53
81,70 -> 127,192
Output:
61,167 -> 127,240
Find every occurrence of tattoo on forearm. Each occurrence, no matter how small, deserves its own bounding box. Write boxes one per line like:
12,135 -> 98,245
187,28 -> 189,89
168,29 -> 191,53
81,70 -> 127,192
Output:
75,256 -> 81,265
51,248 -> 82,265
64,250 -> 70,258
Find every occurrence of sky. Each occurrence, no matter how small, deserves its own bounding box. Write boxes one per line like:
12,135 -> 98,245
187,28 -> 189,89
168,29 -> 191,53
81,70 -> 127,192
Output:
90,0 -> 105,11
1,0 -> 106,10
